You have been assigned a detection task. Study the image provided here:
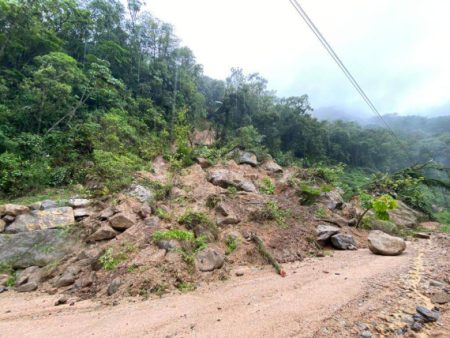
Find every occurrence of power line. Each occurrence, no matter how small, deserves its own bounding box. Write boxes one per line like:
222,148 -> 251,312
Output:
288,0 -> 411,155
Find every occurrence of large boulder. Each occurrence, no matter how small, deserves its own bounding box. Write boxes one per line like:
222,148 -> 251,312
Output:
6,207 -> 75,233
68,198 -> 91,208
207,169 -> 256,192
237,150 -> 258,167
316,224 -> 340,241
389,201 -> 425,228
109,212 -> 136,230
368,230 -> 406,256
87,224 -> 118,242
0,204 -> 29,217
196,248 -> 224,272
0,229 -> 79,268
319,189 -> 344,210
261,159 -> 283,174
331,234 -> 357,250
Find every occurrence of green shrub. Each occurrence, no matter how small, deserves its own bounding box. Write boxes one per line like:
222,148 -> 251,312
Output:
252,200 -> 288,227
155,207 -> 171,220
225,235 -> 238,255
99,248 -> 128,271
436,211 -> 450,225
178,211 -> 216,236
176,282 -> 196,293
259,177 -> 275,195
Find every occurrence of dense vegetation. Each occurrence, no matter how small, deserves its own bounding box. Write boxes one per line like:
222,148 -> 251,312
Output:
1,0 -> 449,221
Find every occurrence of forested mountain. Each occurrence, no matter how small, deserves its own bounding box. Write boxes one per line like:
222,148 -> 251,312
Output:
0,0 -> 449,198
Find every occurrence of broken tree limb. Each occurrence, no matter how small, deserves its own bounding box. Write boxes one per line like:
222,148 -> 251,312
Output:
251,232 -> 286,277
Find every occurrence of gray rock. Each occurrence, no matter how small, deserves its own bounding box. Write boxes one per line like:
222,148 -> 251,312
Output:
331,234 -> 357,250
55,265 -> 81,288
196,248 -> 224,272
144,216 -> 160,228
207,169 -> 256,192
389,200 -> 425,228
99,207 -> 115,220
0,204 -> 30,217
237,150 -> 258,166
414,232 -> 430,239
430,290 -> 450,304
416,306 -> 439,322
107,277 -> 121,296
54,295 -> 68,306
73,208 -> 90,218
0,229 -> 78,268
411,321 -> 423,332
16,266 -> 42,286
156,239 -> 180,251
0,286 -> 7,293
368,230 -> 406,256
16,282 -> 38,292
316,224 -> 340,241
74,272 -> 95,288
261,159 -> 283,173
360,330 -> 372,338
430,280 -> 444,288
217,215 -> 240,226
68,198 -> 91,208
126,184 -> 154,203
6,207 -> 75,233
195,157 -> 212,169
109,212 -> 136,230
0,219 -> 5,233
87,224 -> 118,242
40,200 -> 58,210
2,215 -> 15,223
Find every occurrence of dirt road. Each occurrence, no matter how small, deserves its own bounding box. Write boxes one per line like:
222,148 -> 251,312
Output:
0,239 -> 447,338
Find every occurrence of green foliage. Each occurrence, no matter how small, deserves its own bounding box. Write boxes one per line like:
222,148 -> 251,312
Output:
297,182 -> 322,205
314,207 -> 327,219
227,186 -> 238,197
140,180 -> 172,201
206,194 -> 220,209
98,247 -> 129,271
225,235 -> 238,255
0,263 -> 16,287
176,282 -> 196,293
440,224 -> 450,234
372,194 -> 398,220
436,211 -> 450,225
252,200 -> 288,227
178,210 -> 216,239
152,229 -> 195,242
155,207 -> 171,220
259,177 -> 275,195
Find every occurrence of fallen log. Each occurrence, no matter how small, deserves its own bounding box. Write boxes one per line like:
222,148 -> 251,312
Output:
251,232 -> 286,277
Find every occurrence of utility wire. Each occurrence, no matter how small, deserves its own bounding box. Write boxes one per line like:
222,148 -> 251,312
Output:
288,0 -> 412,157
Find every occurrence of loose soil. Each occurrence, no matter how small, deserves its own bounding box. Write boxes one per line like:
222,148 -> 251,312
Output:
1,235 -> 448,338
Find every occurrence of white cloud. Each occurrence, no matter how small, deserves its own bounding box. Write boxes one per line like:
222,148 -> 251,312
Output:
143,0 -> 450,115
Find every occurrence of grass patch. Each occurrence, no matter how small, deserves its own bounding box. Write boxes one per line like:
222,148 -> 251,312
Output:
155,207 -> 171,220
225,235 -> 238,255
0,263 -> 16,287
138,179 -> 173,201
0,186 -> 83,205
251,200 -> 288,227
259,177 -> 275,195
98,243 -> 136,271
441,224 -> 450,233
314,207 -> 327,219
178,210 -> 218,240
176,281 -> 196,293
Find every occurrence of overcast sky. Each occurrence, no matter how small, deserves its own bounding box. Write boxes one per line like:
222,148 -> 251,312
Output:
143,0 -> 450,117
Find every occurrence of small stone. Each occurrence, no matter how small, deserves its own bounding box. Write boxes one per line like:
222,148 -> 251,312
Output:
156,239 -> 180,251
196,248 -> 225,272
235,270 -> 245,277
430,280 -> 444,288
430,291 -> 450,304
2,215 -> 15,223
411,322 -> 423,332
360,330 -> 372,338
54,296 -> 68,306
99,207 -> 115,220
414,232 -> 430,239
416,306 -> 439,322
56,273 -> 75,288
0,286 -> 7,293
107,277 -> 121,296
16,282 -> 38,292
